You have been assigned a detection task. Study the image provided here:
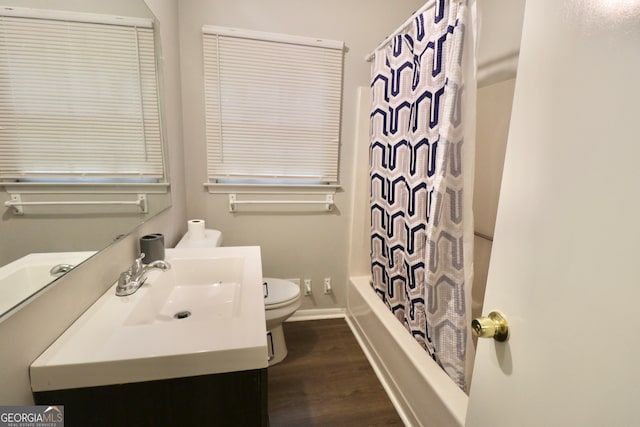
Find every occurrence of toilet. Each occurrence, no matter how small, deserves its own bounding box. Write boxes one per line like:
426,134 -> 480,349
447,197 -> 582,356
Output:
175,229 -> 301,366
175,228 -> 223,248
262,277 -> 301,366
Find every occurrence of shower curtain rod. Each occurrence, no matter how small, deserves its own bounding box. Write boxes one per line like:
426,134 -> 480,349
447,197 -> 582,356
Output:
365,0 -> 437,62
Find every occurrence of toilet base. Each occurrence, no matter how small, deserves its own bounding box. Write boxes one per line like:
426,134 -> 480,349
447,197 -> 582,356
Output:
266,324 -> 288,366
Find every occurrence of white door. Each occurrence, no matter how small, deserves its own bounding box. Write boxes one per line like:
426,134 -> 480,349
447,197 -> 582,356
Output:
467,1 -> 640,426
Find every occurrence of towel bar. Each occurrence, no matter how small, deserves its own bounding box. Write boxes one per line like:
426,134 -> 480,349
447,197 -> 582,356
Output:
228,193 -> 334,212
4,194 -> 148,215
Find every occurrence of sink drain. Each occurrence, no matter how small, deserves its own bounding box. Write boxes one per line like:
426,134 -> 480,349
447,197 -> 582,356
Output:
174,310 -> 191,319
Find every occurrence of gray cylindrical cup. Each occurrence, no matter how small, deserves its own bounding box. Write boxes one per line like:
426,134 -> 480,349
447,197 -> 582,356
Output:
139,233 -> 165,263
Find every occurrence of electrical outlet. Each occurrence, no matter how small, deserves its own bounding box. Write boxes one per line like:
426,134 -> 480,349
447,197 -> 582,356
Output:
303,279 -> 312,296
323,277 -> 332,294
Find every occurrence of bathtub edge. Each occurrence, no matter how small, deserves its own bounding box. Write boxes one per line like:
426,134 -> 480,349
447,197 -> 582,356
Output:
346,275 -> 468,427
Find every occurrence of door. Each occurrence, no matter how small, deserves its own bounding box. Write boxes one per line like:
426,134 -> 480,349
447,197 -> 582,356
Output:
467,1 -> 640,426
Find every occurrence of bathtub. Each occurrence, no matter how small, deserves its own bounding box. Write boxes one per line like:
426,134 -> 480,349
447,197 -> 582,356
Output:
345,276 -> 468,427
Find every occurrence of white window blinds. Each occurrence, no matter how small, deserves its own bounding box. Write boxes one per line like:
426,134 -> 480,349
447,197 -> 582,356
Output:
0,12 -> 164,181
202,26 -> 343,185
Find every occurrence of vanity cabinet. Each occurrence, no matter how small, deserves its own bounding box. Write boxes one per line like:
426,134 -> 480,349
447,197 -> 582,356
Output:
33,368 -> 268,427
30,247 -> 269,426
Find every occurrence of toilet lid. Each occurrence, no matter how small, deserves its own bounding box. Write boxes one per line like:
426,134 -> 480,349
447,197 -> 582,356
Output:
263,278 -> 300,306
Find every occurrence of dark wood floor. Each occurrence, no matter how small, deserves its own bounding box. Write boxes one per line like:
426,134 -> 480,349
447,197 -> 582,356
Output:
268,318 -> 403,427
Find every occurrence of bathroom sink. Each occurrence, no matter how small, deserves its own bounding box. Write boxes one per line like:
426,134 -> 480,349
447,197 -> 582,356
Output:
123,256 -> 244,325
0,251 -> 95,314
30,246 -> 267,392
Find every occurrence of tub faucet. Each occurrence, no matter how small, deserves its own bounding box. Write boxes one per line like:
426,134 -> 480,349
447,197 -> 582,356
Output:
115,253 -> 171,297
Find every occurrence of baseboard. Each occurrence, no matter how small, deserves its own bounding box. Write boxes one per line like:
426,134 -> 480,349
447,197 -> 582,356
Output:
287,308 -> 345,322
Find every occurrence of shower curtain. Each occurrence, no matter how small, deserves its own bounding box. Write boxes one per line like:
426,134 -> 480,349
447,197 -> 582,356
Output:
369,0 -> 476,391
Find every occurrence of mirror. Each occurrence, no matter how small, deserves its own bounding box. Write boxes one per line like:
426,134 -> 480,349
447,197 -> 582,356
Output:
0,0 -> 171,316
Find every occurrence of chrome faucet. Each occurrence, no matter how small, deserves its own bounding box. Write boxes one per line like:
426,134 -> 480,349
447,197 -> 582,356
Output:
50,264 -> 74,276
115,253 -> 171,296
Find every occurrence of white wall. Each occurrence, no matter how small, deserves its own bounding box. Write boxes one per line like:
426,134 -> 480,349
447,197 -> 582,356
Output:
471,0 -> 525,318
472,78 -> 516,319
0,0 -> 186,405
178,0 -> 424,313
476,0 -> 526,87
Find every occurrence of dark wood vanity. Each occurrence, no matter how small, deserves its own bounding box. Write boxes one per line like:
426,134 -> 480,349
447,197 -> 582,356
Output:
33,368 -> 268,427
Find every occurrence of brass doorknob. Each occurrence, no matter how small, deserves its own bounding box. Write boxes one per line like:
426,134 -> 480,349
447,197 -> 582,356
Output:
472,311 -> 509,342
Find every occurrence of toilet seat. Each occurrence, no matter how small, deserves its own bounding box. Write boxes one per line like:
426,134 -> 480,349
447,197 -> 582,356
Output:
263,278 -> 300,310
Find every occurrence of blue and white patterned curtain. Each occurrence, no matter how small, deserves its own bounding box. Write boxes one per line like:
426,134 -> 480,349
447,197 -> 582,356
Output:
370,0 -> 476,391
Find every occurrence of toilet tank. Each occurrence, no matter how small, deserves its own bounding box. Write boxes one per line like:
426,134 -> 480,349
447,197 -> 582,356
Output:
174,229 -> 223,248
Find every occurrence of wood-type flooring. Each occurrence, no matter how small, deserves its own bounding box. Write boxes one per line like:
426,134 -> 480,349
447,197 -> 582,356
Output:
268,318 -> 403,426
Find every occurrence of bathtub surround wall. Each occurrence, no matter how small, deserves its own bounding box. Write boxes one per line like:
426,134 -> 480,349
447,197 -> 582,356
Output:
471,78 -> 516,319
475,0 -> 524,87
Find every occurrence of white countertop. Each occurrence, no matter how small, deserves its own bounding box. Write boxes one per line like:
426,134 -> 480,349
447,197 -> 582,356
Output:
0,251 -> 95,315
30,246 -> 268,392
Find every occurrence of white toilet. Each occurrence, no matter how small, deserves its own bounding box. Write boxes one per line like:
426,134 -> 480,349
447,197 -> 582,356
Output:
175,229 -> 301,366
175,228 -> 223,248
262,277 -> 301,365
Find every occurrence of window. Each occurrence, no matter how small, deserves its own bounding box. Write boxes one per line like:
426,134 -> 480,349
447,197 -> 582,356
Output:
0,9 -> 165,184
202,26 -> 343,188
